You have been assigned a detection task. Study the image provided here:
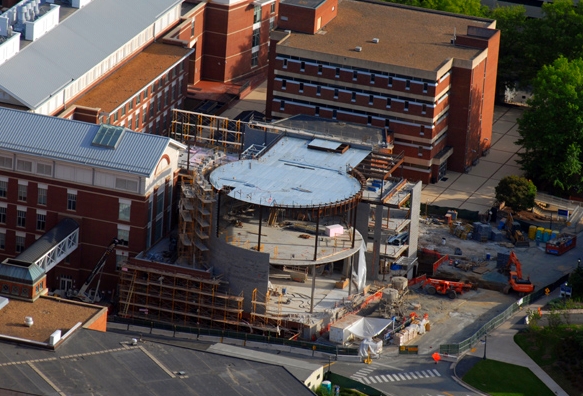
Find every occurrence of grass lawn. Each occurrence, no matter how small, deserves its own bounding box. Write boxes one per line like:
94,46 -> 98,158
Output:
462,359 -> 555,396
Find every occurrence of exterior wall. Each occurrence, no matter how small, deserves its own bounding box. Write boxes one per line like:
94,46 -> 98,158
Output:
84,307 -> 109,332
202,0 -> 276,83
278,0 -> 338,34
0,276 -> 45,301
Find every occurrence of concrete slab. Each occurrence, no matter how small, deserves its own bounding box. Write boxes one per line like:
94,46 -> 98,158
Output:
474,178 -> 499,197
435,188 -> 474,202
467,160 -> 500,178
463,193 -> 494,208
422,184 -> 446,195
481,149 -> 514,165
436,172 -> 461,187
430,197 -> 466,208
491,164 -> 524,180
491,134 -> 521,153
447,174 -> 488,193
490,132 -> 504,145
506,124 -> 520,137
492,119 -> 515,134
459,201 -> 490,213
508,153 -> 522,167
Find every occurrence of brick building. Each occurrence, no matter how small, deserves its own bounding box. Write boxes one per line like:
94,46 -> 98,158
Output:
266,0 -> 500,183
0,108 -> 184,297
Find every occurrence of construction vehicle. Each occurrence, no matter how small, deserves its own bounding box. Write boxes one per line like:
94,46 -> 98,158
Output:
504,213 -> 529,247
422,277 -> 476,299
76,238 -> 120,303
501,251 -> 534,295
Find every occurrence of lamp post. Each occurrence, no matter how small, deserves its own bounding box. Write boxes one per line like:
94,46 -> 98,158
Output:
483,334 -> 487,360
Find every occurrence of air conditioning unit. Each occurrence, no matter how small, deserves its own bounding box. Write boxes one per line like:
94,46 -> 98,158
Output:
372,38 -> 379,44
355,46 -> 362,52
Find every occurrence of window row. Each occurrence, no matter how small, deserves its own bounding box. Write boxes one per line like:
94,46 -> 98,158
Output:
0,157 -> 53,176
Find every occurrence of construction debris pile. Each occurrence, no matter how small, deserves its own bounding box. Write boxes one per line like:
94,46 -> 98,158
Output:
392,313 -> 430,347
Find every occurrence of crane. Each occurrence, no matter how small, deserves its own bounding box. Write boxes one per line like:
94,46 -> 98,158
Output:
76,238 -> 120,303
502,251 -> 534,295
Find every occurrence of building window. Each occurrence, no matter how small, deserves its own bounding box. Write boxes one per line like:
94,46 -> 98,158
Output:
11,285 -> 19,295
157,97 -> 161,112
149,102 -> 154,117
254,5 -> 261,23
418,146 -> 423,156
117,228 -> 130,246
281,80 -> 286,90
16,236 -> 25,253
332,109 -> 337,119
37,213 -> 46,231
318,64 -> 322,74
67,193 -> 77,211
136,94 -> 141,105
335,68 -> 340,78
1,284 -> 8,293
154,218 -> 163,241
422,104 -> 427,114
369,95 -> 373,105
406,80 -> 410,90
270,2 -> 276,13
18,184 -> 27,201
156,191 -> 164,216
172,85 -> 177,101
38,188 -> 47,205
351,92 -> 356,102
283,59 -> 287,68
423,82 -> 428,93
352,71 -> 357,81
386,98 -> 391,108
251,52 -> 259,67
191,19 -> 195,36
404,101 -> 409,111
164,91 -> 168,107
16,160 -> 32,172
315,106 -> 319,116
300,61 -> 305,72
269,18 -> 275,31
0,181 -> 6,198
0,156 -> 12,169
370,74 -> 375,84
0,207 -> 6,223
252,28 -> 260,47
37,163 -> 52,176
114,112 -> 119,122
17,210 -> 26,227
316,86 -> 321,96
116,178 -> 138,192
143,89 -> 148,101
143,109 -> 147,124
280,100 -> 285,111
116,253 -> 126,271
119,201 -> 131,221
334,89 -> 338,99
128,99 -> 133,110
121,105 -> 126,116
299,82 -> 304,92
367,116 -> 372,125
388,77 -> 393,87
0,233 -> 5,250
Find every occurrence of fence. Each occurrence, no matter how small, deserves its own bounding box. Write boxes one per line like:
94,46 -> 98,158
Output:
109,316 -> 359,356
439,274 -> 570,356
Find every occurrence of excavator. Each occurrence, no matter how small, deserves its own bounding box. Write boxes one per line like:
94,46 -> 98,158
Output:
501,251 -> 534,295
75,238 -> 120,303
422,277 -> 476,299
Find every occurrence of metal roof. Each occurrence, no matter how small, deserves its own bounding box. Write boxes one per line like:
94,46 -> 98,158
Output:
209,135 -> 370,208
0,0 -> 182,109
15,218 -> 79,265
0,107 -> 181,177
0,260 -> 44,284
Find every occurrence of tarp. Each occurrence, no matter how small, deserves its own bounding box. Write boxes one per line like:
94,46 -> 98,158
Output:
348,317 -> 393,339
358,337 -> 382,358
352,244 -> 367,292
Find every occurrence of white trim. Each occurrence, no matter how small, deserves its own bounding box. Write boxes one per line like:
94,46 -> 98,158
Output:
18,180 -> 28,186
117,224 -> 131,231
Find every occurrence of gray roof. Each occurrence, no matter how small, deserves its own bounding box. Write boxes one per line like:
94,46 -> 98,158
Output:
210,135 -> 369,208
0,0 -> 182,109
0,329 -> 314,396
0,260 -> 44,284
0,107 -> 181,177
15,218 -> 79,264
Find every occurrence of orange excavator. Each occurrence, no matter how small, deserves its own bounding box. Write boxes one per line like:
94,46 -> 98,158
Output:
502,251 -> 534,295
422,277 -> 476,299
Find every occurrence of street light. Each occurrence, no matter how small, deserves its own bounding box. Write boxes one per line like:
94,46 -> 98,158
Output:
483,334 -> 487,360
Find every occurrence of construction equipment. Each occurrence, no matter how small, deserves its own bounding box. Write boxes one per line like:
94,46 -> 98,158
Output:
422,277 -> 476,299
501,251 -> 534,295
76,238 -> 120,303
504,213 -> 529,247
546,233 -> 577,256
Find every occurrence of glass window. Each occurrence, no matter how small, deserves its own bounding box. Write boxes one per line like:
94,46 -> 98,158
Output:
116,254 -> 126,271
37,213 -> 46,231
117,228 -> 129,246
0,233 -> 5,250
270,2 -> 275,13
156,191 -> 164,216
0,207 -> 6,223
18,184 -> 27,201
16,160 -> 32,172
0,156 -> 12,169
17,210 -> 26,227
121,105 -> 126,116
38,188 -> 47,205
15,236 -> 25,253
37,163 -> 52,176
119,202 -> 131,221
128,99 -> 133,110
251,52 -> 258,67
0,181 -> 6,198
253,5 -> 261,23
67,193 -> 77,211
154,218 -> 163,241
252,28 -> 260,47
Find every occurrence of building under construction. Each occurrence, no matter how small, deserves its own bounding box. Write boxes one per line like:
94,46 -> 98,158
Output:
118,110 -> 421,338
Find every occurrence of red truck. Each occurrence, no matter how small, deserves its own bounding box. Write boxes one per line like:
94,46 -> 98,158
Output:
546,233 -> 577,256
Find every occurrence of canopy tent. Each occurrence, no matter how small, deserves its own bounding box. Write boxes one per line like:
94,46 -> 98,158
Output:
348,317 -> 393,339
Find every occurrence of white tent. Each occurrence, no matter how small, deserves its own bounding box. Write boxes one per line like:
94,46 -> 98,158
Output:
348,317 -> 393,339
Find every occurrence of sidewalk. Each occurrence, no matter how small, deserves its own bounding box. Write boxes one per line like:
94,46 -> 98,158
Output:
454,289 -> 567,396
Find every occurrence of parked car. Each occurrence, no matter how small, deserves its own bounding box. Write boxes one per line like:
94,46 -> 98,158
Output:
387,231 -> 409,246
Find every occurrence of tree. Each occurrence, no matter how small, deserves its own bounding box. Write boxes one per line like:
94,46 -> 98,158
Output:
495,176 -> 536,212
386,0 -> 488,16
516,57 -> 583,194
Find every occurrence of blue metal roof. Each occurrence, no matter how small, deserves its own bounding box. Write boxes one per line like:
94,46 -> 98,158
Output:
0,107 -> 180,177
0,260 -> 45,284
0,0 -> 182,109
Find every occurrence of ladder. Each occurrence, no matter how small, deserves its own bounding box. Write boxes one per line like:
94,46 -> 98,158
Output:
121,270 -> 137,317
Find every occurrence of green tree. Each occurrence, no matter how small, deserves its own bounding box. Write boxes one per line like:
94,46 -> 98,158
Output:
495,176 -> 536,212
387,0 -> 488,16
516,57 -> 583,194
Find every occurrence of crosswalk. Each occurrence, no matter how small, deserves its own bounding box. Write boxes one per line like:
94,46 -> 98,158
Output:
351,366 -> 441,385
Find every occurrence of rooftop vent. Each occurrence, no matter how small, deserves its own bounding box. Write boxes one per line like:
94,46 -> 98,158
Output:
355,46 -> 362,52
372,38 -> 379,44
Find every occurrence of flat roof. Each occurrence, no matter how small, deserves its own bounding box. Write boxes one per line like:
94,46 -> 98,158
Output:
0,107 -> 182,177
209,135 -> 369,208
280,0 -> 327,9
0,297 -> 101,343
279,0 -> 494,73
74,43 -> 192,113
0,329 -> 314,396
0,0 -> 182,109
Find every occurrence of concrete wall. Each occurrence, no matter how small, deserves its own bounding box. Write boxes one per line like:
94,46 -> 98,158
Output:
407,181 -> 421,258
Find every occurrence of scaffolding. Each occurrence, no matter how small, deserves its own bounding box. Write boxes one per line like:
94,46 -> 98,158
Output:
118,263 -> 244,330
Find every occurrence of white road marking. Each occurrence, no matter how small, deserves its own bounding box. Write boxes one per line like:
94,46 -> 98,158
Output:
404,373 -> 412,380
421,370 -> 430,377
432,369 -> 441,377
386,374 -> 395,381
369,376 -> 377,383
380,375 -> 389,382
410,372 -> 418,379
428,370 -> 436,377
362,377 -> 371,384
398,374 -> 407,380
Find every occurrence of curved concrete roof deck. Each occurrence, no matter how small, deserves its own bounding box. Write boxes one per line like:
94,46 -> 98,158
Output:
209,135 -> 370,209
